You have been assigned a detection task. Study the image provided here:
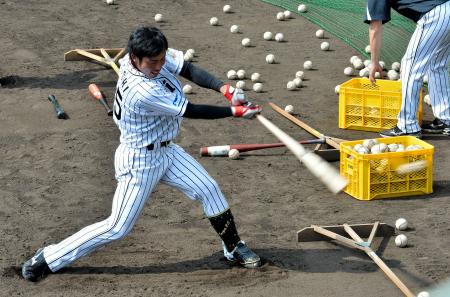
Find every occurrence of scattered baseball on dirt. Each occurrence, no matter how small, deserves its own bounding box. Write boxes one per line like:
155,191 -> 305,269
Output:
298,4 -> 307,12
344,67 -> 354,76
251,72 -> 261,82
350,56 -> 359,64
184,52 -> 193,61
106,0 -> 114,5
230,25 -> 239,33
395,218 -> 408,230
284,104 -> 294,114
295,71 -> 305,79
283,10 -> 292,19
182,84 -> 193,94
228,149 -> 240,160
424,94 -> 431,106
237,69 -> 246,79
154,13 -> 163,22
293,77 -> 303,88
417,291 -> 430,297
320,41 -> 330,51
236,80 -> 245,89
276,11 -> 285,21
395,234 -> 408,248
186,48 -> 195,56
353,59 -> 364,70
391,62 -> 401,71
241,38 -> 251,47
287,81 -> 296,90
223,4 -> 231,13
263,31 -> 273,40
266,54 -> 275,64
227,69 -> 237,80
315,29 -> 324,38
210,17 -> 219,26
275,33 -> 284,42
365,45 -> 371,53
335,85 -> 340,94
253,83 -> 263,92
303,60 -> 313,70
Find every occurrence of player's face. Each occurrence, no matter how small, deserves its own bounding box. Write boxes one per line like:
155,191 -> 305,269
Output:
132,52 -> 166,78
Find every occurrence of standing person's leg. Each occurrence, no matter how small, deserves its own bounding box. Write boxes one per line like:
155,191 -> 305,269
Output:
160,144 -> 261,268
22,145 -> 170,281
382,2 -> 450,136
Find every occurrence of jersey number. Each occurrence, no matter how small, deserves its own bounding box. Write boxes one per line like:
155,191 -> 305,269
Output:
114,88 -> 123,120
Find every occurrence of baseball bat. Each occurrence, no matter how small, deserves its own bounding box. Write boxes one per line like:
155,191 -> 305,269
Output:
256,114 -> 348,194
200,138 -> 326,156
88,83 -> 113,116
47,95 -> 67,119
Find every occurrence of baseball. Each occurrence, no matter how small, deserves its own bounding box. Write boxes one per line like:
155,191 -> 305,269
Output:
182,84 -> 193,94
293,77 -> 303,88
236,80 -> 246,89
387,69 -> 400,80
228,148 -> 240,160
353,59 -> 364,70
253,83 -> 263,93
223,4 -> 231,13
424,94 -> 431,106
241,38 -> 251,47
251,72 -> 261,82
364,45 -> 371,54
303,60 -> 313,70
417,291 -> 430,297
154,13 -> 163,22
275,32 -> 284,42
375,72 -> 382,79
298,4 -> 307,13
295,70 -> 305,79
362,139 -> 378,149
276,11 -> 285,21
334,85 -> 340,94
359,68 -> 369,77
106,0 -> 114,5
357,146 -> 370,154
184,52 -> 194,62
266,54 -> 276,64
210,17 -> 219,26
230,25 -> 240,33
287,81 -> 296,90
186,48 -> 195,56
406,144 -> 423,151
396,144 -> 405,152
263,31 -> 273,40
395,218 -> 408,230
315,29 -> 325,38
371,143 -> 388,154
391,62 -> 401,71
364,59 -> 371,67
344,67 -> 354,76
395,234 -> 408,248
227,69 -> 237,80
423,74 -> 428,84
387,143 -> 399,152
237,69 -> 246,79
379,61 -> 386,69
283,10 -> 292,19
350,55 -> 359,64
284,104 -> 294,114
353,144 -> 364,152
320,41 -> 330,51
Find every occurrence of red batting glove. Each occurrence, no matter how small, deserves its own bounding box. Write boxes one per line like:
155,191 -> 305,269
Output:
223,84 -> 248,106
231,104 -> 262,119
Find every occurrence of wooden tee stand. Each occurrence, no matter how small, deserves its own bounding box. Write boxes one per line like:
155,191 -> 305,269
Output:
297,222 -> 415,297
64,48 -> 126,76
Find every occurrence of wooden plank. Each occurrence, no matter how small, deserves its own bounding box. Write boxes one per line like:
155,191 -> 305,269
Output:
312,225 -> 366,252
64,48 -> 125,61
297,223 -> 394,242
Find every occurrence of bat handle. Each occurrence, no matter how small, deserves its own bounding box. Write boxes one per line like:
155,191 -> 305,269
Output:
48,95 -> 67,119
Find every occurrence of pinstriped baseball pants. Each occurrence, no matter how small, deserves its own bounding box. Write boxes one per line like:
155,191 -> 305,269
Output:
398,1 -> 450,133
42,143 -> 229,272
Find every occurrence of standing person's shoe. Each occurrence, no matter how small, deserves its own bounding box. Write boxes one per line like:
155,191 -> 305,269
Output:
422,118 -> 450,135
380,126 -> 422,138
225,241 -> 261,268
22,248 -> 50,282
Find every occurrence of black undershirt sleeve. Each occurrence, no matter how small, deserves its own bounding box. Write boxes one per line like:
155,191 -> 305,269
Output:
179,62 -> 224,92
183,102 -> 232,119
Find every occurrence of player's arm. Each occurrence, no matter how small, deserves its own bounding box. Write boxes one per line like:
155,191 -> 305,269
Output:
179,62 -> 248,106
183,102 -> 261,119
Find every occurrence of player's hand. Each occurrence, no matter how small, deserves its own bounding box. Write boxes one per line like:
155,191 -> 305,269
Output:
223,84 -> 248,106
369,62 -> 384,84
231,103 -> 262,119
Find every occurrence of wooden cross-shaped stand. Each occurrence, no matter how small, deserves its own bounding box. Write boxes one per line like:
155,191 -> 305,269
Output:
64,48 -> 126,76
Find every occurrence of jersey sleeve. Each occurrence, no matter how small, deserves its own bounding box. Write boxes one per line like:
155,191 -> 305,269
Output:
364,0 -> 391,24
163,48 -> 184,75
134,82 -> 188,117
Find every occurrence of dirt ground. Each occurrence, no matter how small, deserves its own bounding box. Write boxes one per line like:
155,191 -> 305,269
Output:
1,1 -> 449,296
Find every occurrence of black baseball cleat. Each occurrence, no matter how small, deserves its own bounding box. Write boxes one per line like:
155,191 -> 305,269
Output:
22,248 -> 50,282
380,126 -> 422,138
229,241 -> 261,268
422,118 -> 450,135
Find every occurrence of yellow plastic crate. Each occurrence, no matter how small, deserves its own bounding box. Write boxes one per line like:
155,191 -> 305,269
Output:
339,78 -> 423,132
340,136 -> 433,200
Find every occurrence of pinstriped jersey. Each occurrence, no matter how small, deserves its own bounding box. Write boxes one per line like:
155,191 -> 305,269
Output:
113,48 -> 188,148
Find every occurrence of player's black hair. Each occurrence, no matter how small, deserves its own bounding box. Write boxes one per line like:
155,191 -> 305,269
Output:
127,27 -> 168,60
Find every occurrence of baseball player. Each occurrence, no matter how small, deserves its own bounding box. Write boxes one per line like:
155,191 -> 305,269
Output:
22,26 -> 262,282
365,0 -> 450,137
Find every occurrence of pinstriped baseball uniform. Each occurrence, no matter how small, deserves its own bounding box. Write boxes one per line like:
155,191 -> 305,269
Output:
41,48 -> 229,272
366,0 -> 450,133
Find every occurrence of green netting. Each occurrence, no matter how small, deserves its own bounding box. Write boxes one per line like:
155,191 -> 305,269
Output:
262,0 -> 417,66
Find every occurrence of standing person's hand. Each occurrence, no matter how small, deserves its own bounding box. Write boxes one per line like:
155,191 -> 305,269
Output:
369,62 -> 384,83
